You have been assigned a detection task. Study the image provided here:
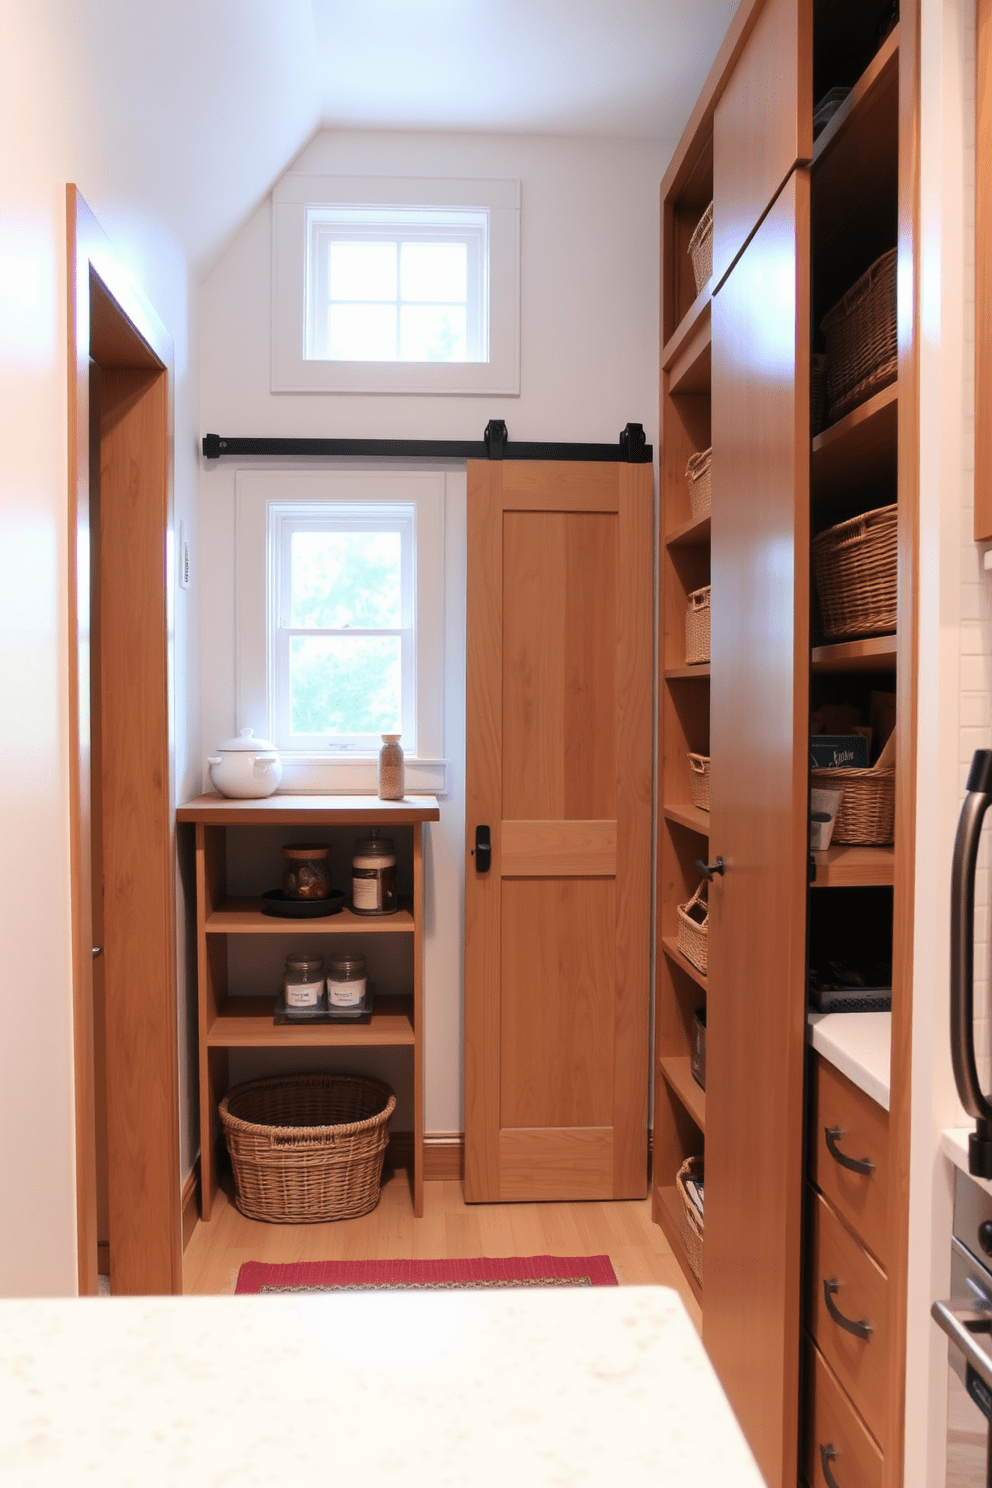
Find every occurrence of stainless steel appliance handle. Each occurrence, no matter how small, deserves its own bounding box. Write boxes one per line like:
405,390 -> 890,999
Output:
932,1298 -> 992,1393
951,751 -> 992,1174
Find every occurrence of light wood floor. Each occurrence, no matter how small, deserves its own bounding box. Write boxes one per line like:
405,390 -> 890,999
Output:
183,1167 -> 702,1331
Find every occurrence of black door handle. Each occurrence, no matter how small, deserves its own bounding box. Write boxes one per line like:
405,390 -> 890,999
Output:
695,857 -> 725,881
823,1278 -> 872,1339
951,750 -> 992,1176
824,1126 -> 875,1176
819,1444 -> 841,1488
473,825 -> 491,873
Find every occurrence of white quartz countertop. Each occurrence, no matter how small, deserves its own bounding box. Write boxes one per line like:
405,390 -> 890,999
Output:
808,1011 -> 891,1109
1,1287 -> 765,1487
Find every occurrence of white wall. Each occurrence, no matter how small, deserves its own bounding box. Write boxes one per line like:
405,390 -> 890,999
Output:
199,128 -> 667,1134
0,0 -> 319,1295
905,0 -> 982,1479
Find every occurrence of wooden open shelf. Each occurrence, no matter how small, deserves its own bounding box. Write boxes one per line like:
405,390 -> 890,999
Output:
664,803 -> 710,837
668,318 -> 712,397
811,384 -> 898,504
206,993 -> 415,1047
811,635 -> 897,672
810,844 -> 895,888
665,663 -> 711,680
813,25 -> 899,169
659,1055 -> 706,1132
655,1184 -> 703,1305
661,935 -> 708,991
666,510 -> 712,549
663,285 -> 712,376
205,901 -> 415,934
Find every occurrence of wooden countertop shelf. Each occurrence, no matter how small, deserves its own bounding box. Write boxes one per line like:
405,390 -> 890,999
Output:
661,935 -> 708,990
811,635 -> 897,672
205,900 -> 415,934
664,804 -> 710,837
206,994 -> 415,1048
665,664 -> 711,681
811,384 -> 898,504
178,793 -> 441,825
811,845 -> 895,887
659,1055 -> 706,1132
654,1185 -> 703,1306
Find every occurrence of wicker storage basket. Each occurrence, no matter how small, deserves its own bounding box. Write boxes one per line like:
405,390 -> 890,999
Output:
811,503 -> 897,640
685,585 -> 711,665
688,752 -> 711,811
219,1073 -> 396,1224
676,1156 -> 704,1283
677,880 -> 709,974
688,202 -> 714,295
821,249 -> 898,421
809,767 -> 895,845
685,448 -> 712,520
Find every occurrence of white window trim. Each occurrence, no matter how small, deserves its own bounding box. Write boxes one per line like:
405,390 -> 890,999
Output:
272,173 -> 520,395
236,468 -> 447,795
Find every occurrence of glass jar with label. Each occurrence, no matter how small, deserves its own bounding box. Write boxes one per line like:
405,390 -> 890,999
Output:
283,951 -> 325,1010
351,832 -> 397,916
327,950 -> 368,1010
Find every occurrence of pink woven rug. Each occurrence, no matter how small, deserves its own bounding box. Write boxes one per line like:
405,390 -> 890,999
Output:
235,1254 -> 618,1294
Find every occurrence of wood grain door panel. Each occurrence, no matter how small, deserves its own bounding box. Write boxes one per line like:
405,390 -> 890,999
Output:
712,0 -> 812,286
704,173 -> 810,1487
465,461 -> 652,1203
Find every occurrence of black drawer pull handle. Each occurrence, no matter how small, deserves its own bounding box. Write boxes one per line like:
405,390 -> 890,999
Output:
823,1278 -> 873,1339
825,1126 -> 874,1176
820,1443 -> 841,1488
695,856 -> 725,880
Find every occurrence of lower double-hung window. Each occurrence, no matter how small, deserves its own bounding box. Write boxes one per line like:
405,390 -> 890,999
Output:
236,470 -> 445,789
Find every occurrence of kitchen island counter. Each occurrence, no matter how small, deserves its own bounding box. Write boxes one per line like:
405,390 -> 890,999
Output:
1,1286 -> 764,1486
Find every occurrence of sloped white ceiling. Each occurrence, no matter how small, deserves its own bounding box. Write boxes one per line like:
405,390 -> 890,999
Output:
311,0 -> 741,138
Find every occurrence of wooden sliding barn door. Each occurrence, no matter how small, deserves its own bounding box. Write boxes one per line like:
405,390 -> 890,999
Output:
464,460 -> 653,1202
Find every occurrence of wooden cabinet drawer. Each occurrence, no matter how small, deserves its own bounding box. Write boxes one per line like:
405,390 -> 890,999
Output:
810,1055 -> 889,1267
712,0 -> 812,285
805,1339 -> 883,1488
807,1188 -> 888,1449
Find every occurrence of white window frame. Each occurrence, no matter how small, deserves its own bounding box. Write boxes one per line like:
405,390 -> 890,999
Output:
236,469 -> 446,793
272,173 -> 520,395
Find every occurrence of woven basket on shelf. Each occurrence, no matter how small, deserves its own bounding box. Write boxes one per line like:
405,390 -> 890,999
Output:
219,1073 -> 396,1224
685,448 -> 712,520
676,1156 -> 704,1283
811,503 -> 897,641
685,585 -> 711,665
688,752 -> 710,812
809,767 -> 895,845
677,880 -> 709,974
821,248 -> 897,421
688,202 -> 714,295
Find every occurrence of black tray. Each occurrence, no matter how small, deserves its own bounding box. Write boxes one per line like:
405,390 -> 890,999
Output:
261,888 -> 346,919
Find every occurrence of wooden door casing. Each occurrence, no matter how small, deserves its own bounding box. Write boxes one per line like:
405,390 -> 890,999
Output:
464,461 -> 653,1204
704,171 -> 811,1488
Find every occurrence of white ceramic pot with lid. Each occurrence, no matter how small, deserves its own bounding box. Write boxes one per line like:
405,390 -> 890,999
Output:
207,728 -> 282,799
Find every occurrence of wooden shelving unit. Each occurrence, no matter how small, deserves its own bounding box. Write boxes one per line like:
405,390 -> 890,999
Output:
654,8 -> 914,1481
177,793 -> 440,1222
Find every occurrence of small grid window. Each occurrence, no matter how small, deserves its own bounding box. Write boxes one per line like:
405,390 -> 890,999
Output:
306,208 -> 488,364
